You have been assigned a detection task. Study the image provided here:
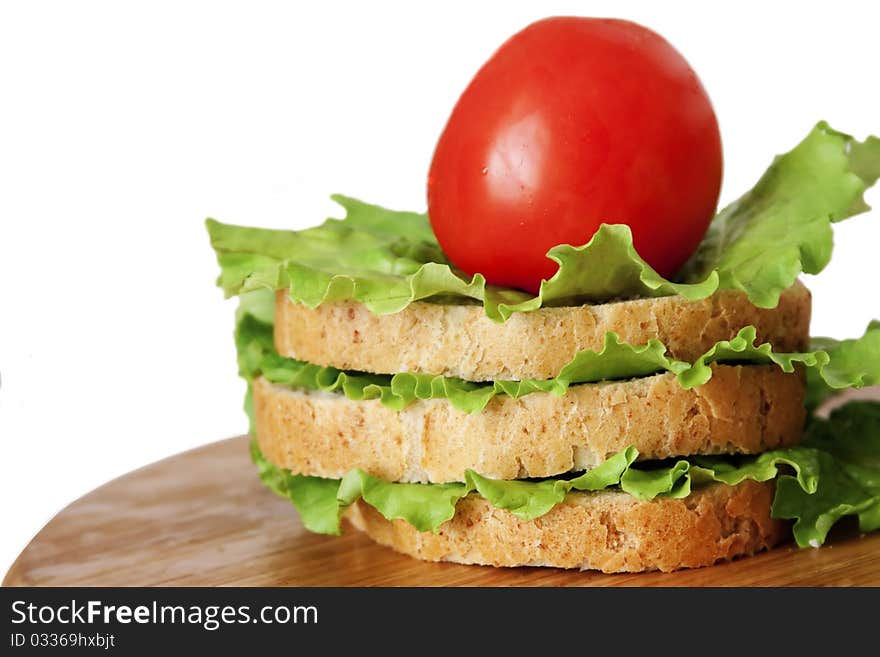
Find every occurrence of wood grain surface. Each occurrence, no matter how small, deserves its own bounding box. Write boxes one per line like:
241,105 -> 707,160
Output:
5,435 -> 879,587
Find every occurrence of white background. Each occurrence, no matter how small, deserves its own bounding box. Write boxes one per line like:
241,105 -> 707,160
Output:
1,1 -> 878,577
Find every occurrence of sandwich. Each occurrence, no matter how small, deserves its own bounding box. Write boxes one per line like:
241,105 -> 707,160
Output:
207,18 -> 880,573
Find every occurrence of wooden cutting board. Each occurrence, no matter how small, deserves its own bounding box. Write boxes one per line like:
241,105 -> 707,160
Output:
5,435 -> 879,586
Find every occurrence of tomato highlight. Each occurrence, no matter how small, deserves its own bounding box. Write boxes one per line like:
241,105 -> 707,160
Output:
427,17 -> 723,293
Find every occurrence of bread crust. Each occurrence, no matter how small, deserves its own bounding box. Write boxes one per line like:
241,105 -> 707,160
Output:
253,364 -> 805,483
345,480 -> 788,573
274,281 -> 811,381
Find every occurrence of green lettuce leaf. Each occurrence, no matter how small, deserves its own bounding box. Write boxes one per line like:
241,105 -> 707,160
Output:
805,320 -> 880,411
237,295 -> 880,414
252,400 -> 880,547
251,440 -> 344,534
338,472 -> 468,532
464,448 -> 639,519
209,122 -> 880,320
774,401 -> 880,545
680,122 -> 880,306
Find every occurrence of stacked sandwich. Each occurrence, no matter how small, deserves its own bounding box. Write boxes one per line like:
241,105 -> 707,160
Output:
209,123 -> 880,573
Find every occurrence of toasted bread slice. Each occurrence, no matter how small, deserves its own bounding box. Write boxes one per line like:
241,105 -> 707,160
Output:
274,281 -> 810,381
346,480 -> 787,573
253,363 -> 805,483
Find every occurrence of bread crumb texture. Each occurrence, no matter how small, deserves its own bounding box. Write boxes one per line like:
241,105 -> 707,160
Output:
274,281 -> 811,380
254,364 -> 805,482
346,480 -> 787,573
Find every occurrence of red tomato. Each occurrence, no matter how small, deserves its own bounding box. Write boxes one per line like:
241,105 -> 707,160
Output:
427,17 -> 723,293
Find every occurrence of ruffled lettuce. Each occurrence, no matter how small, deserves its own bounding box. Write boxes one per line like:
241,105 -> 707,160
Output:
208,122 -> 880,321
773,401 -> 880,545
237,293 -> 880,414
679,123 -> 880,305
805,320 -> 880,411
253,400 -> 880,548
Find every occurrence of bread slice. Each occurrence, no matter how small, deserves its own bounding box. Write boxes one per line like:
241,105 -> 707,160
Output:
253,363 -> 805,483
274,281 -> 811,381
346,480 -> 787,573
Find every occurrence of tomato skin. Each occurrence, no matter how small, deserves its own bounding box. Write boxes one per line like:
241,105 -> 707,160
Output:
427,17 -> 723,293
